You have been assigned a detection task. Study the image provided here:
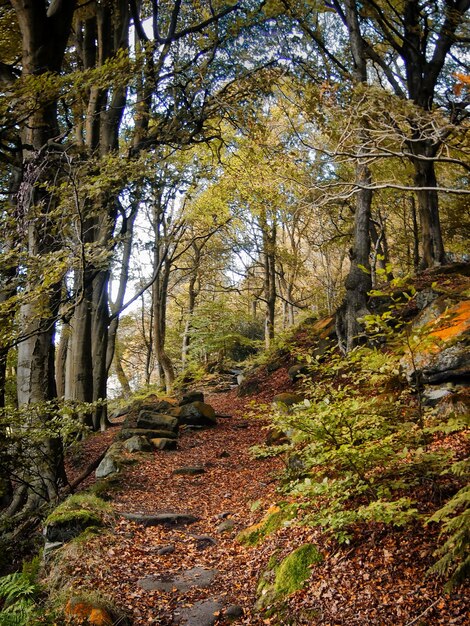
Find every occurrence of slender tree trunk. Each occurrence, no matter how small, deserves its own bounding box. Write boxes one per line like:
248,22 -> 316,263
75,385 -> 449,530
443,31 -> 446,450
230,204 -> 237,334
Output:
336,0 -> 373,353
411,146 -> 446,268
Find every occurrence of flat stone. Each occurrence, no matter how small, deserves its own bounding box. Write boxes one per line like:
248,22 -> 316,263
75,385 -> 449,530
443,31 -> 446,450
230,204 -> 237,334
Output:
217,519 -> 235,533
173,599 -> 223,626
119,428 -> 177,441
178,402 -> 217,427
423,388 -> 453,407
124,435 -> 153,453
138,566 -> 217,592
151,437 -> 178,451
179,391 -> 205,406
173,466 -> 206,476
225,605 -> 244,621
157,544 -> 175,555
121,512 -> 200,526
191,535 -> 217,550
137,411 -> 178,432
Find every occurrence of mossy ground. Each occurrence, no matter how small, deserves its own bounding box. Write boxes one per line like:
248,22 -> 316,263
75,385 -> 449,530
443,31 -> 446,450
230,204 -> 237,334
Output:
237,504 -> 297,546
44,494 -> 112,528
256,543 -> 323,611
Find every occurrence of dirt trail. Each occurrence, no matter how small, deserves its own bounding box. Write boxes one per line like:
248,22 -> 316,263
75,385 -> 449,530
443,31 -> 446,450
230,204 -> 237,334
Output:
67,388 -> 283,625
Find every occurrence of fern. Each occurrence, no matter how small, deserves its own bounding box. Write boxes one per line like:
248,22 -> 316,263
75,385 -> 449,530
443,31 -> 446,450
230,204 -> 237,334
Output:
0,569 -> 41,626
427,484 -> 470,590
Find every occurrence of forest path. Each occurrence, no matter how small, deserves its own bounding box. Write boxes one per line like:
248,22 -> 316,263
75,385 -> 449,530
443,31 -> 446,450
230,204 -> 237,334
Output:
68,386 -> 286,625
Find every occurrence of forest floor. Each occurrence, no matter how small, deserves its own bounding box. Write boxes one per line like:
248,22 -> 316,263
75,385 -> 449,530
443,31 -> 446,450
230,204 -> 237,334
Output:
60,363 -> 470,626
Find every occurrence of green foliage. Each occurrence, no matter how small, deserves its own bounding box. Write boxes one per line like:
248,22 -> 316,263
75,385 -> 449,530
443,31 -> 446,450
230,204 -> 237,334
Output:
262,339 -> 468,591
426,459 -> 470,590
0,558 -> 42,626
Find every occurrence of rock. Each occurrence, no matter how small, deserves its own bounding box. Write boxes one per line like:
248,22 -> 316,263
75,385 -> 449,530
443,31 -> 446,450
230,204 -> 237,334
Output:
216,511 -> 233,519
265,428 -> 289,446
119,428 -> 177,441
192,535 -> 217,550
96,442 -> 124,478
136,411 -> 178,432
173,466 -> 206,476
179,390 -> 204,406
272,392 -> 304,410
65,598 -> 113,626
217,519 -> 235,533
141,398 -> 176,413
138,567 -> 217,592
256,544 -> 323,611
151,437 -> 177,451
225,605 -> 244,621
44,511 -> 102,543
178,401 -> 217,427
217,450 -> 230,458
174,599 -> 223,626
43,541 -> 64,558
237,376 -> 260,396
120,512 -> 200,526
416,286 -> 440,310
157,544 -> 175,555
110,405 -> 131,420
124,435 -> 153,453
423,387 -> 453,407
288,364 -> 310,382
419,342 -> 470,384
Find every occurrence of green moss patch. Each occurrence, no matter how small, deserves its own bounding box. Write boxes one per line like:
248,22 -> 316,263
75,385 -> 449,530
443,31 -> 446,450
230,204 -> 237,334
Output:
256,544 -> 323,611
44,495 -> 113,543
237,504 -> 296,546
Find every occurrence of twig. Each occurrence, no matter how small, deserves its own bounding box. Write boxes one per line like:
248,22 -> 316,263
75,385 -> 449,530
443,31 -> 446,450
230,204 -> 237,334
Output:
405,598 -> 441,626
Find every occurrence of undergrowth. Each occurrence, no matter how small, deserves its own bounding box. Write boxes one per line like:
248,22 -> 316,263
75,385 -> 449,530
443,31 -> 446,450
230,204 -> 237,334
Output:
251,305 -> 469,590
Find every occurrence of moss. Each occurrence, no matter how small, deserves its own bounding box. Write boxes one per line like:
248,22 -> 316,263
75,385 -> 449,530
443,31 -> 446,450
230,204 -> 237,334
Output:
256,544 -> 323,612
44,494 -> 112,528
237,504 -> 296,546
273,544 -> 323,597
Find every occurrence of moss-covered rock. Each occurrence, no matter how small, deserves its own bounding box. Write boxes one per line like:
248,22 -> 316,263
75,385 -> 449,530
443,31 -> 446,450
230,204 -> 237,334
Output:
44,495 -> 112,543
256,543 -> 323,611
237,505 -> 296,546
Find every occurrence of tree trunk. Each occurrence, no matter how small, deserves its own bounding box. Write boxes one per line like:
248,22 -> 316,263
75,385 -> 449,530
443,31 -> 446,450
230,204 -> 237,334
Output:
336,0 -> 373,353
10,0 -> 76,512
411,143 -> 446,268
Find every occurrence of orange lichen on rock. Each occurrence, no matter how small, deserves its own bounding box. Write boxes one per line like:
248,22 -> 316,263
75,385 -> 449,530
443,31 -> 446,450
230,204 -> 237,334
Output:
65,599 -> 113,625
429,300 -> 470,343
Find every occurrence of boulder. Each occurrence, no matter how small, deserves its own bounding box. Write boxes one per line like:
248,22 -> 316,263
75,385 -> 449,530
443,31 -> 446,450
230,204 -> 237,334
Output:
179,390 -> 204,406
401,299 -> 470,384
150,437 -> 177,451
178,401 -> 217,427
96,442 -> 124,478
136,411 -> 178,432
124,435 -> 153,453
65,599 -> 113,626
288,364 -> 310,382
265,428 -> 289,446
43,494 -> 110,543
119,428 -> 177,441
217,519 -> 235,533
272,392 -> 304,410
